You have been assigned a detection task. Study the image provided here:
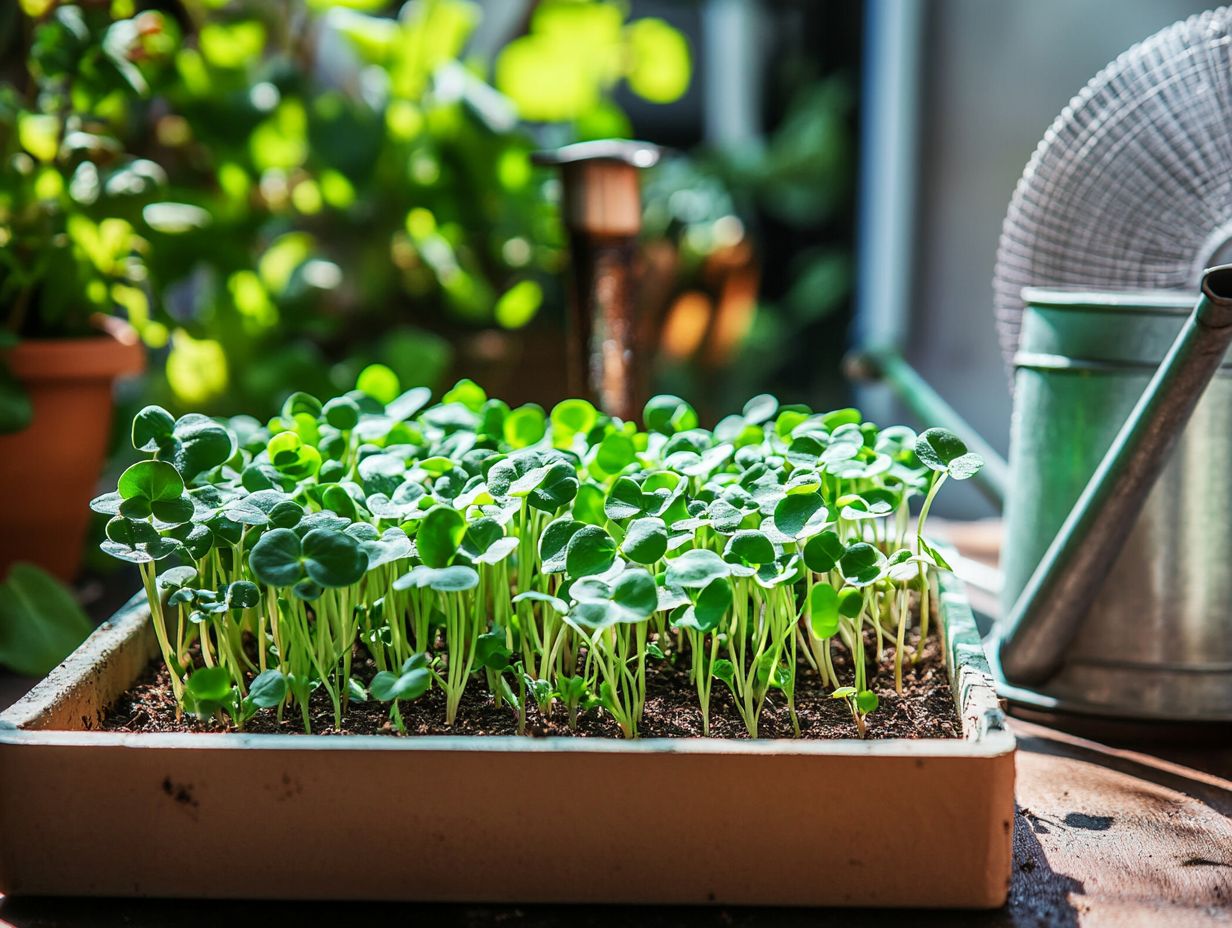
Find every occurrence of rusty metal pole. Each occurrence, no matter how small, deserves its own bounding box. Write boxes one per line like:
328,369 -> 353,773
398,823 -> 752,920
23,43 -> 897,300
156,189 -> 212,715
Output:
532,140 -> 660,421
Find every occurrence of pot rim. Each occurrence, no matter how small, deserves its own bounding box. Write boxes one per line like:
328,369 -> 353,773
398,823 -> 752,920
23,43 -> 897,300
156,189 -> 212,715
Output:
4,318 -> 145,382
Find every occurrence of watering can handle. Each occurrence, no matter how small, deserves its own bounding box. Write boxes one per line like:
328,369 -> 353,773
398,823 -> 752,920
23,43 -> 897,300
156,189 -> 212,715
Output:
998,264 -> 1232,685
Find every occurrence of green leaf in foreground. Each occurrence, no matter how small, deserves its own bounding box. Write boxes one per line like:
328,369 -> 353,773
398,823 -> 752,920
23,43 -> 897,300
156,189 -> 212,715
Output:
0,564 -> 94,676
565,525 -> 617,578
250,528 -> 368,588
808,582 -> 840,638
621,517 -> 667,564
665,548 -> 729,590
371,654 -> 431,701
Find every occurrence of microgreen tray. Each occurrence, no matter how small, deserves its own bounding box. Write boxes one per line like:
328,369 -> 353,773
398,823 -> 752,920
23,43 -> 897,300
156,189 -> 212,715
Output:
0,569 -> 1014,908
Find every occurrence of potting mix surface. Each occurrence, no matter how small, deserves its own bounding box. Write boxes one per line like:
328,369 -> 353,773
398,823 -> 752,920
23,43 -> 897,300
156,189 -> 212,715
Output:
101,630 -> 959,740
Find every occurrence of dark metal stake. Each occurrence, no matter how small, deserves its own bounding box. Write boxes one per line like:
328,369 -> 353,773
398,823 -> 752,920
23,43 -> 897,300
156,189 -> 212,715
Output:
532,140 -> 660,421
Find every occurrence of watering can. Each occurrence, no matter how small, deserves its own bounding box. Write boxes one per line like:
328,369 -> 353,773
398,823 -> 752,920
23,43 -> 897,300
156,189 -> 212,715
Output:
852,266 -> 1232,721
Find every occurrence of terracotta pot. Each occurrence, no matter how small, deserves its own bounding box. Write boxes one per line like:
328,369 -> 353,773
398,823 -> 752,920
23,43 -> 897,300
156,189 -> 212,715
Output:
0,324 -> 144,581
0,571 -> 1016,907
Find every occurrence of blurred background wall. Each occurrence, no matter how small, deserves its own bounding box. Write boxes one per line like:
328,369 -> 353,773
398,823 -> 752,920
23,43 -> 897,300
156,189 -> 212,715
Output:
878,0 -> 1211,516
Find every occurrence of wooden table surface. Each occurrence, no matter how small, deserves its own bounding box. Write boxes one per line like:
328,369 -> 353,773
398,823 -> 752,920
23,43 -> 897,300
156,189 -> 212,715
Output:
2,524 -> 1229,927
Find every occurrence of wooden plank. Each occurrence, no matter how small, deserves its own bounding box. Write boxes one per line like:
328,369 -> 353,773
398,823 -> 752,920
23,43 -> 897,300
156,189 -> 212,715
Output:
1009,720 -> 1232,927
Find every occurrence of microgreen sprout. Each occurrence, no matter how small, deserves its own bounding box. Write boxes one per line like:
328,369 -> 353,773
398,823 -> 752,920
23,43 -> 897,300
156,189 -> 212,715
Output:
96,367 -> 980,739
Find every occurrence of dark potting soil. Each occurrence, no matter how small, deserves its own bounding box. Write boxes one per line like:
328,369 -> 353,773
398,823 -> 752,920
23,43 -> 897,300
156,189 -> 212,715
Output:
101,629 -> 961,741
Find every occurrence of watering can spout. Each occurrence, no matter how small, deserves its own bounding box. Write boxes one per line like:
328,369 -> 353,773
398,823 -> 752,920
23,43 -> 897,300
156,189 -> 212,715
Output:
997,263 -> 1232,686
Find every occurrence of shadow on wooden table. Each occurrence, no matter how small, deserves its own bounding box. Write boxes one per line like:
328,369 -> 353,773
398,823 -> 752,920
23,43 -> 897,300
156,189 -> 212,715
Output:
0,814 -> 1081,928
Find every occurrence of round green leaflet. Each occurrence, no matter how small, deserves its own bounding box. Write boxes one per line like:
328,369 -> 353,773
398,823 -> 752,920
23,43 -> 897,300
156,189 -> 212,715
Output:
351,525 -> 414,570
156,565 -> 198,592
295,510 -> 351,537
550,398 -> 598,442
786,434 -> 825,467
226,580 -> 261,610
462,517 -> 503,558
808,582 -> 840,638
569,568 -> 657,629
504,404 -> 547,448
165,414 -> 237,483
643,394 -> 698,435
249,529 -> 306,586
167,522 -> 214,561
742,393 -> 778,425
610,568 -> 657,617
186,666 -> 232,704
418,505 -> 466,568
356,364 -> 401,405
118,460 -> 184,505
665,548 -> 730,590
246,669 -> 287,709
393,564 -> 479,593
528,460 -> 579,513
131,404 -> 174,452
802,530 -> 845,574
539,518 -> 584,573
675,576 -> 732,633
914,428 -> 984,480
267,432 -> 320,481
839,542 -> 885,587
486,451 -> 543,498
442,378 -> 487,412
386,386 -> 433,422
775,408 -> 808,439
604,476 -> 645,521
249,527 -> 368,588
572,482 -> 607,526
705,497 -> 745,534
773,491 -> 830,538
785,469 -> 822,495
322,484 -> 359,521
282,391 -> 323,421
322,396 -> 360,430
357,453 -> 406,497
476,629 -> 513,671
822,408 -> 862,430
723,529 -> 777,568
622,516 -> 667,564
478,399 -> 510,440
856,690 -> 879,714
595,431 -> 636,474
102,516 -> 178,563
565,525 -> 617,578
837,587 -> 864,618
371,654 -> 432,701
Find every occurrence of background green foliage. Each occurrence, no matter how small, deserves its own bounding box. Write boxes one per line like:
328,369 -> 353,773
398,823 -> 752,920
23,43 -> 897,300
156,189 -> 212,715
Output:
0,0 -> 695,418
1,0 -> 853,426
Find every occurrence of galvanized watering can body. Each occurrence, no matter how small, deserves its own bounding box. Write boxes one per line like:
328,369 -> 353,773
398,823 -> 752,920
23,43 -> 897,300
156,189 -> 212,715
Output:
1000,287 -> 1232,719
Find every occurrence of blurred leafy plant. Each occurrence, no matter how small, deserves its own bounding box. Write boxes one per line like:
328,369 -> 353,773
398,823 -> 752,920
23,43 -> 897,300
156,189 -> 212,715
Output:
3,0 -> 692,424
0,1 -> 179,430
0,562 -> 93,675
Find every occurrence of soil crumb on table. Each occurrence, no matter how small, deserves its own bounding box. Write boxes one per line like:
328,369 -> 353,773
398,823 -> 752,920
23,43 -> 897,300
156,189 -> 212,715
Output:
102,631 -> 961,740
